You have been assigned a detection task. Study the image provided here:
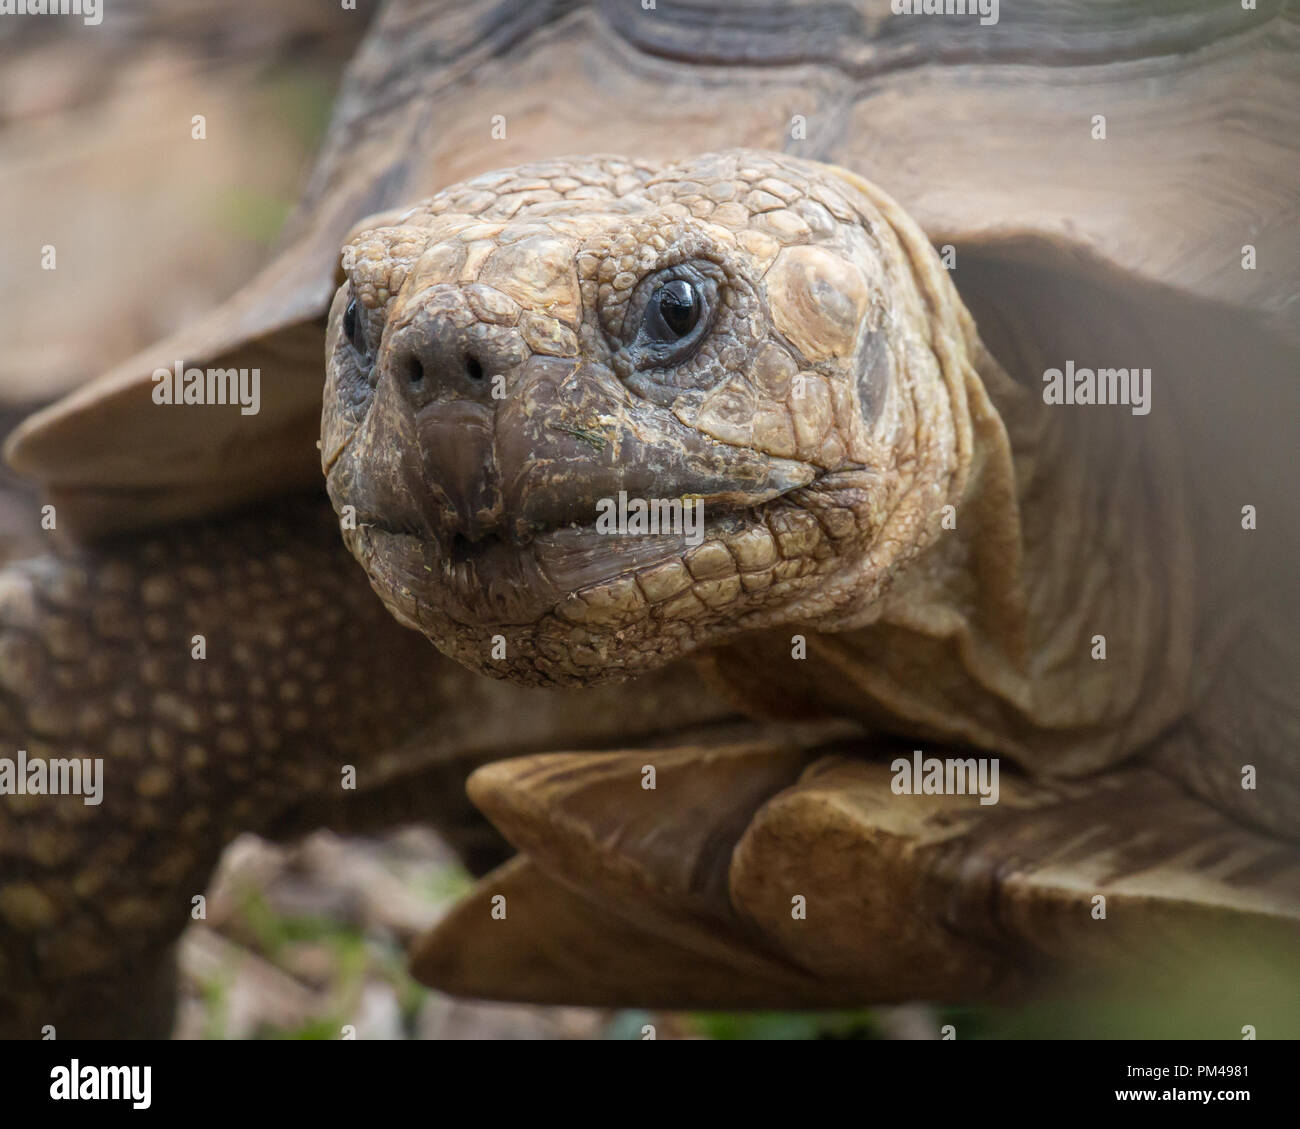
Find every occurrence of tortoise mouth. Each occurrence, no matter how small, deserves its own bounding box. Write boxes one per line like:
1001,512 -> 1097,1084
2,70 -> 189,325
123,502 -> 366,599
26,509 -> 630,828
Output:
356,500 -> 779,630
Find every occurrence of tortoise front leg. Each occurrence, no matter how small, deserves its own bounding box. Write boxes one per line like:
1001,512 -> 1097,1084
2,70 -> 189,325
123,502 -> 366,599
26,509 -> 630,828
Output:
0,495 -> 732,1037
414,738 -> 1300,1011
0,496 -> 449,1036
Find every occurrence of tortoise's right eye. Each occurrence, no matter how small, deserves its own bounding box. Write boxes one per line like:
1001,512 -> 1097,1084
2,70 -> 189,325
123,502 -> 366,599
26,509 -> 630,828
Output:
343,297 -> 366,355
645,280 -> 701,342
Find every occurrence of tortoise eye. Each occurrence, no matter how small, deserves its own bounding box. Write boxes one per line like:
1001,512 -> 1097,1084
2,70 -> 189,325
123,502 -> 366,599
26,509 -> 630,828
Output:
343,297 -> 366,354
645,280 -> 700,342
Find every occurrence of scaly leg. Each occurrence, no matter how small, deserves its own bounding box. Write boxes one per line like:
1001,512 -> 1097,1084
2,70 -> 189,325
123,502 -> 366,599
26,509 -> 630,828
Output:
0,494 -> 731,1036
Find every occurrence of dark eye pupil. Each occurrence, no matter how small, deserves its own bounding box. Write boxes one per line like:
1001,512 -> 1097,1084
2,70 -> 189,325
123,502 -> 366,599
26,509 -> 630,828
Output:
343,298 -> 365,353
655,280 -> 699,338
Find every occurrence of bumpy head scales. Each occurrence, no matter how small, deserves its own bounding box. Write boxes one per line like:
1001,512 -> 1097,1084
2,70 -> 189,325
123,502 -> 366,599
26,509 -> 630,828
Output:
321,149 -> 980,686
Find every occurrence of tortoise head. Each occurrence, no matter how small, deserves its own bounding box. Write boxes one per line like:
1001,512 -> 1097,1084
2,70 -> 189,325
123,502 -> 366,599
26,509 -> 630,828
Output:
321,149 -> 978,685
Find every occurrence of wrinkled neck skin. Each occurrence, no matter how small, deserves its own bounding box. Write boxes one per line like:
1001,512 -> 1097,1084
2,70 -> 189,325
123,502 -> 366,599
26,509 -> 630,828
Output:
705,189 -> 1195,777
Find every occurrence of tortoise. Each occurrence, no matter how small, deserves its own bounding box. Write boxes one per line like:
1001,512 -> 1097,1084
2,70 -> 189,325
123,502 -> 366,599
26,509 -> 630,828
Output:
2,0 -> 1298,1038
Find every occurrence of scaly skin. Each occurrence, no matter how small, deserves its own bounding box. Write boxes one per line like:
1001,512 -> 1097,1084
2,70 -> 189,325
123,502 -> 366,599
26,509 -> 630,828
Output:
0,496 -> 441,1035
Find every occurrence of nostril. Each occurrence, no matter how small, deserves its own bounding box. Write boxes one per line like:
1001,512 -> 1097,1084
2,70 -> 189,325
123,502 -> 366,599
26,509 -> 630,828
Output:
392,337 -> 494,399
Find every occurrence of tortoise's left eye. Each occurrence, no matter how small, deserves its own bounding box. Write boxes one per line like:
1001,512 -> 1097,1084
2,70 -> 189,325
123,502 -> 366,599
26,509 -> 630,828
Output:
644,280 -> 701,342
343,297 -> 367,355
